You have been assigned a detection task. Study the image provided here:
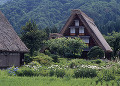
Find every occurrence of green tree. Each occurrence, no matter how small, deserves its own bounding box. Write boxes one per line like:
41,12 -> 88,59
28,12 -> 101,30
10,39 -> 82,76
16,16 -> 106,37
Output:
50,26 -> 58,33
87,46 -> 105,59
43,27 -> 51,38
21,20 -> 48,56
45,37 -> 87,57
2,0 -> 120,34
105,31 -> 120,57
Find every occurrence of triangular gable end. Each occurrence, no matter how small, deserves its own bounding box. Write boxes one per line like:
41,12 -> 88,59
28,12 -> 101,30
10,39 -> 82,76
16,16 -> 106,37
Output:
0,11 -> 29,53
60,9 -> 112,52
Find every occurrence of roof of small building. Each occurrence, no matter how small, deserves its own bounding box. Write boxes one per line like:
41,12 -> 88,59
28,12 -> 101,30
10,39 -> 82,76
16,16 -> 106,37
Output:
60,9 -> 112,52
50,33 -> 63,37
0,11 -> 29,53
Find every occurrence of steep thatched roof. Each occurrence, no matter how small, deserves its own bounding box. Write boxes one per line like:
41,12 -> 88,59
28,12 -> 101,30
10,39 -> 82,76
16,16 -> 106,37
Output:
60,9 -> 112,52
0,11 -> 29,53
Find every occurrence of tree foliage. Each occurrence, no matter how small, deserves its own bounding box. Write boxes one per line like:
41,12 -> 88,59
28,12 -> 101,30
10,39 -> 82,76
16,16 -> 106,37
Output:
21,20 -> 48,56
87,46 -> 105,59
105,32 -> 120,56
45,37 -> 87,57
0,0 -> 11,5
1,0 -> 120,34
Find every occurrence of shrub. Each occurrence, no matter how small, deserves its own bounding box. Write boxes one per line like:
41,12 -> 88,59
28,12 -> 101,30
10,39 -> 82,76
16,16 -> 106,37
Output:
58,58 -> 68,65
65,69 -> 74,78
45,37 -> 87,57
55,69 -> 65,78
48,65 -> 66,78
69,62 -> 76,68
24,54 -> 32,64
117,78 -> 120,86
39,69 -> 49,76
74,68 -> 97,78
44,50 -> 51,56
116,68 -> 120,75
50,54 -> 60,63
91,59 -> 102,64
33,53 -> 53,66
49,69 -> 55,76
68,59 -> 82,68
7,66 -> 18,76
28,61 -> 41,67
45,49 -> 61,63
87,46 -> 104,59
16,67 -> 34,76
65,53 -> 75,58
97,69 -> 115,81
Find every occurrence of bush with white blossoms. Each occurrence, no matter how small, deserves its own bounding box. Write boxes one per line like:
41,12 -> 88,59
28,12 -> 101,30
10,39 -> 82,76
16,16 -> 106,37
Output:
48,65 -> 68,70
48,65 -> 68,78
81,65 -> 102,69
74,67 -> 97,78
25,61 -> 42,71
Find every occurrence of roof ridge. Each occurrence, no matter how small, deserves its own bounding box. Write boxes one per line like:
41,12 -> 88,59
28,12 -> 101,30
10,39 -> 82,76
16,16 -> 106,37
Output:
71,9 -> 94,22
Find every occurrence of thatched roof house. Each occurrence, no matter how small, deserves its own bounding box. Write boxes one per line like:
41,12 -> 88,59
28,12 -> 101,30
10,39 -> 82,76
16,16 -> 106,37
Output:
0,11 -> 29,68
50,9 -> 112,58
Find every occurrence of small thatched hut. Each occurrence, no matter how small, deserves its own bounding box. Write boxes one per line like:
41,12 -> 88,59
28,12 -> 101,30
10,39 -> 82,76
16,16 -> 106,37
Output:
0,11 -> 29,68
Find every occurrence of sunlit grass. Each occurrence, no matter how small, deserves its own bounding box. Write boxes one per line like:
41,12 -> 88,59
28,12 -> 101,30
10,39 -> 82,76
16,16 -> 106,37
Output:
0,75 -> 119,86
0,58 -> 120,86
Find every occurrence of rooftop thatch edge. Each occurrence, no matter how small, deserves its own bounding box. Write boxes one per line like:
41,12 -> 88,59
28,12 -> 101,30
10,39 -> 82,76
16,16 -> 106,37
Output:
0,11 -> 29,53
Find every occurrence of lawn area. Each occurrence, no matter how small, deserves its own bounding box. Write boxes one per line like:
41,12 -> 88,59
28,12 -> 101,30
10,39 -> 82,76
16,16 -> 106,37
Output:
0,76 -> 118,86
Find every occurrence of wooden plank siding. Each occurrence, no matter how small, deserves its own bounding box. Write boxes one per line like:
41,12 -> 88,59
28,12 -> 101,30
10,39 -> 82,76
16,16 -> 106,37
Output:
0,53 -> 20,67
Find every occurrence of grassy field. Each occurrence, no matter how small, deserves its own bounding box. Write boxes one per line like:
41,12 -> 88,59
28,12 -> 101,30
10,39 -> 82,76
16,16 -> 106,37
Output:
0,70 -> 119,86
1,57 -> 120,86
0,76 -> 118,86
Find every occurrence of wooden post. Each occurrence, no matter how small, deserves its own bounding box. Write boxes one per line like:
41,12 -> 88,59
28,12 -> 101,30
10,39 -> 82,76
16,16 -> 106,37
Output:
20,53 -> 24,66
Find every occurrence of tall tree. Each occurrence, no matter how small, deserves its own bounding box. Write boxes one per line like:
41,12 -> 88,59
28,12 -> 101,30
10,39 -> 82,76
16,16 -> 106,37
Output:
21,20 -> 47,56
105,31 -> 120,57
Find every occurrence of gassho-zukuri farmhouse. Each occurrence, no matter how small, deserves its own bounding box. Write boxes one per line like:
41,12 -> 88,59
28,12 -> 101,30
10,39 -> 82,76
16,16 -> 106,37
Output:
0,11 -> 29,68
50,9 -> 112,58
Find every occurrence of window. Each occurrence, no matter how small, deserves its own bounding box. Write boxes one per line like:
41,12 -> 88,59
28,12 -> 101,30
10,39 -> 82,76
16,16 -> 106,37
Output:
79,26 -> 84,35
84,38 -> 89,43
81,36 -> 90,44
70,28 -> 75,33
75,20 -> 79,26
70,27 -> 75,35
83,38 -> 89,43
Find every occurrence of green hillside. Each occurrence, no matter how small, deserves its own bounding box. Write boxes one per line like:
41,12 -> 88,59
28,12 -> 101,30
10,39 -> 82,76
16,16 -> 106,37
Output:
0,0 -> 120,34
0,0 -> 11,5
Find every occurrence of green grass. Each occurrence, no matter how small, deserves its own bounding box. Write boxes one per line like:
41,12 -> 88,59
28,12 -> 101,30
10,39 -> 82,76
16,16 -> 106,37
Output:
0,69 -> 118,86
0,76 -> 118,86
1,57 -> 120,86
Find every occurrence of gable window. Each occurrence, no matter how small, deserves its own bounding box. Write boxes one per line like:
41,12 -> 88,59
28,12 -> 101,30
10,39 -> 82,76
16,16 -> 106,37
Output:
83,38 -> 89,43
83,38 -> 89,46
81,36 -> 90,46
79,26 -> 84,35
75,20 -> 79,26
70,27 -> 75,35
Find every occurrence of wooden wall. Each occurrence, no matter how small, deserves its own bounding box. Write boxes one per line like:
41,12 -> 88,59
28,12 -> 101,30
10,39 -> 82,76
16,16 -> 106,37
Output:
0,53 -> 20,67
